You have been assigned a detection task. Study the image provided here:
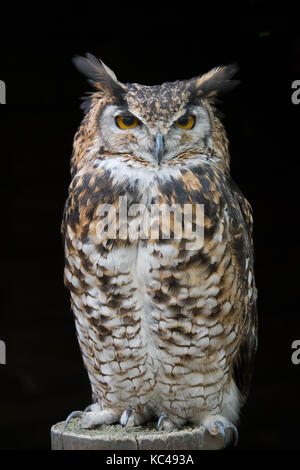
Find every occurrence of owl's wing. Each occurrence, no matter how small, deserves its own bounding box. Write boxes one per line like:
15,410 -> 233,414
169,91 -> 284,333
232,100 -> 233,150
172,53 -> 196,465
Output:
228,179 -> 258,402
232,300 -> 258,402
229,179 -> 254,247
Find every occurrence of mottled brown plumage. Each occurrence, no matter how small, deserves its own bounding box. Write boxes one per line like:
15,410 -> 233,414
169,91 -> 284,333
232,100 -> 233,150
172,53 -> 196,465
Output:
62,54 -> 257,444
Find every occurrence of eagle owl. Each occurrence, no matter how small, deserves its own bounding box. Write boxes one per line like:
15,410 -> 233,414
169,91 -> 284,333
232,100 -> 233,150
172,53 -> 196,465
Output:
62,54 -> 258,446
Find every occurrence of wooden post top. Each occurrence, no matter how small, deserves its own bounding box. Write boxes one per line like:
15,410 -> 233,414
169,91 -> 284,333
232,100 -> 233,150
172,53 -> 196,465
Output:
51,418 -> 229,450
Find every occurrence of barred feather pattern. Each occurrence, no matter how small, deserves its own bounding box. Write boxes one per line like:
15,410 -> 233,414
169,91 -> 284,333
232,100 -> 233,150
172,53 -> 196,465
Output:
62,59 -> 257,432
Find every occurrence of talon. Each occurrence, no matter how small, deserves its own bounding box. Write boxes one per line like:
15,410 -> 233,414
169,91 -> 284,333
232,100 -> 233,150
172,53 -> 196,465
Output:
214,420 -> 226,444
212,420 -> 238,447
227,423 -> 239,447
83,404 -> 94,412
157,413 -> 168,431
64,410 -> 83,429
121,407 -> 132,427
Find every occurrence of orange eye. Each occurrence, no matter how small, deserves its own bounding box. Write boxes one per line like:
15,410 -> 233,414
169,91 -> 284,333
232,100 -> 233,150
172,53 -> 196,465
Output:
116,115 -> 139,130
175,115 -> 195,130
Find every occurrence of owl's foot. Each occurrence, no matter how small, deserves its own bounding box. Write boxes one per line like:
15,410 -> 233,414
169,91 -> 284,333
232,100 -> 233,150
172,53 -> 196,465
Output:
120,407 -> 133,426
64,404 -> 121,429
157,413 -> 176,432
64,404 -> 94,429
120,407 -> 152,427
80,407 -> 120,429
201,415 -> 238,447
65,405 -> 152,429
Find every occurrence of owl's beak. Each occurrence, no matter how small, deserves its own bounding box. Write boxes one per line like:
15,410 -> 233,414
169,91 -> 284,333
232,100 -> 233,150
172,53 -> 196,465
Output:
154,133 -> 164,164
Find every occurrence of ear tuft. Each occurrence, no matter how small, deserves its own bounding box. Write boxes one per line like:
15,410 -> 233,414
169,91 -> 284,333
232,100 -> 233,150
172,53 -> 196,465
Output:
194,63 -> 240,100
72,53 -> 126,97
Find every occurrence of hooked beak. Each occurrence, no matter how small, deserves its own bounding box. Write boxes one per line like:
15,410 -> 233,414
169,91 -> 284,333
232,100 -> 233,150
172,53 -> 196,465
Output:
154,133 -> 164,165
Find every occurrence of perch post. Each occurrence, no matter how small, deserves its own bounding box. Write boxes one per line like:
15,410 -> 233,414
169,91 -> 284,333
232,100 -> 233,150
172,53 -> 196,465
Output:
51,417 -> 232,450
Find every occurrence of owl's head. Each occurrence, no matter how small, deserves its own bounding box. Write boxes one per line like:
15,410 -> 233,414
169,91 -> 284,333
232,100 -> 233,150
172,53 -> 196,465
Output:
73,54 -> 239,170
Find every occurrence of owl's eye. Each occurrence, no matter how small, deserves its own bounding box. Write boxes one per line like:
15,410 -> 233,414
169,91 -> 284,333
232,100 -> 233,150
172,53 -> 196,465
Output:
175,115 -> 195,130
115,115 -> 139,130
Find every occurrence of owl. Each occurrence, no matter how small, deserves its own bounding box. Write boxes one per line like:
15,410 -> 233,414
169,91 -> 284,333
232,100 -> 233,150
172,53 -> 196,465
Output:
62,54 -> 258,446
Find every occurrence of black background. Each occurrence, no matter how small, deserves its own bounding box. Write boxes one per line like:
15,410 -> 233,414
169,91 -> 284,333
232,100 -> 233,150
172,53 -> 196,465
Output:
0,7 -> 300,450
